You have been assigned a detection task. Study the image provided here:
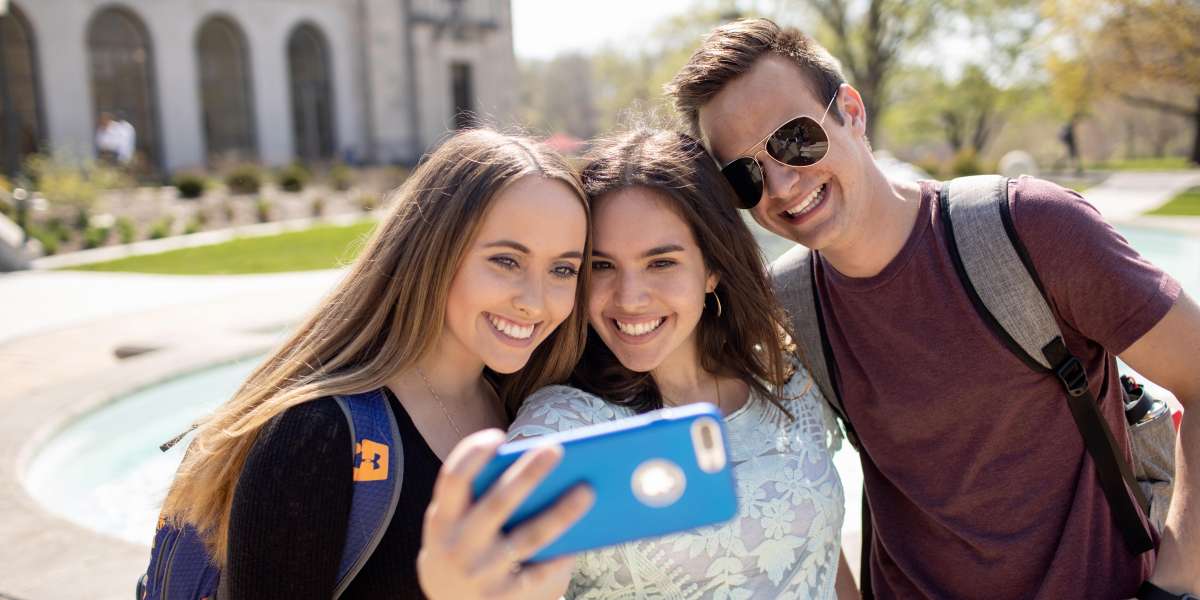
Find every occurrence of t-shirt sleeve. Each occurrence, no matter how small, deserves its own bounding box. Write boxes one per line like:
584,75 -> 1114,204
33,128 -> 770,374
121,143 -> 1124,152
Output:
1009,176 -> 1182,354
226,397 -> 353,599
508,385 -> 622,440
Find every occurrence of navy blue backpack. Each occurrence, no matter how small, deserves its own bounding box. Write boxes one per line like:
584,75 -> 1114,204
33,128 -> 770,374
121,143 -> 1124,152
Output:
137,389 -> 404,599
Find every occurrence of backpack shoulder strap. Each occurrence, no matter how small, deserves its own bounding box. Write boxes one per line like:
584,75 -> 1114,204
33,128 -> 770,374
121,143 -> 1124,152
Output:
771,244 -> 874,598
770,244 -> 857,447
332,388 -> 405,598
940,175 -> 1062,369
940,175 -> 1153,554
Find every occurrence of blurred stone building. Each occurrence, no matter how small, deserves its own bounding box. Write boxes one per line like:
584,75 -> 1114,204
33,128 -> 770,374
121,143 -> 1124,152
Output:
0,0 -> 518,174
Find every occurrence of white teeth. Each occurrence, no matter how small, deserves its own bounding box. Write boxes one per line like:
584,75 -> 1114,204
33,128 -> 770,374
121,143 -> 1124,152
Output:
615,318 -> 665,337
785,183 -> 826,216
488,314 -> 535,340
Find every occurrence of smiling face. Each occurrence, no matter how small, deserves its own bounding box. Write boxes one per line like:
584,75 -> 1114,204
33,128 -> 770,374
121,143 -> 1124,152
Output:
699,54 -> 869,253
588,186 -> 717,374
441,175 -> 587,374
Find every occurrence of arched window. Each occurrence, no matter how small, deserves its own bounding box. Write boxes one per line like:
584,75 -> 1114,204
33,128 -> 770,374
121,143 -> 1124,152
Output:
287,23 -> 335,162
196,16 -> 256,163
88,7 -> 159,169
0,3 -> 44,175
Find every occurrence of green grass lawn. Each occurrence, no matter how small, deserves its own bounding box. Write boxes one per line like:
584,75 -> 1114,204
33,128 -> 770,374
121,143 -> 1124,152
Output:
1147,186 -> 1200,216
1089,156 -> 1194,171
69,221 -> 378,274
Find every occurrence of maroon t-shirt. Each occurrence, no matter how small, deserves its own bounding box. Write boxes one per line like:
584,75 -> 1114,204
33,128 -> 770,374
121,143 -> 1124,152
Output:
807,177 -> 1180,599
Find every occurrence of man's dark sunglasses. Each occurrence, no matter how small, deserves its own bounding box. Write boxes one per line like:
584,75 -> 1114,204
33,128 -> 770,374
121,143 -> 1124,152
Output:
718,91 -> 838,209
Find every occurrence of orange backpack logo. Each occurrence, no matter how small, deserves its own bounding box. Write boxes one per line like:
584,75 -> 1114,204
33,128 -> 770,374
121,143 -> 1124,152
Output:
353,438 -> 389,482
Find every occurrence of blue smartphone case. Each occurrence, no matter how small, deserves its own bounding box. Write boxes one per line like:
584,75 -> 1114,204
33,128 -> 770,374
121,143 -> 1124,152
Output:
471,402 -> 738,562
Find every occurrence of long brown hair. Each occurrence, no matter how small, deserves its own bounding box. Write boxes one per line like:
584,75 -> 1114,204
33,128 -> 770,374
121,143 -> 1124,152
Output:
572,128 -> 797,413
161,129 -> 591,565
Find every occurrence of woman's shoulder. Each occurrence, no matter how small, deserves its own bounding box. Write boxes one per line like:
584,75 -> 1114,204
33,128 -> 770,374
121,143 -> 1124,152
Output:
768,356 -> 843,451
509,385 -> 630,439
246,396 -> 354,476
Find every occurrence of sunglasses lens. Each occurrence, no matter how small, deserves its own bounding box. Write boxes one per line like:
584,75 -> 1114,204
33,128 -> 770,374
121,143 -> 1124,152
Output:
766,117 -> 829,167
721,157 -> 763,209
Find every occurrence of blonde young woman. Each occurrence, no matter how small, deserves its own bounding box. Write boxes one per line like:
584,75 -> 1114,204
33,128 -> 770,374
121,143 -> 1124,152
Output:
421,130 -> 857,599
158,129 -> 595,599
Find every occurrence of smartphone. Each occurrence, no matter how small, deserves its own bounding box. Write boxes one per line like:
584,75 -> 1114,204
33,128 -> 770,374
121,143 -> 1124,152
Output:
471,402 -> 737,563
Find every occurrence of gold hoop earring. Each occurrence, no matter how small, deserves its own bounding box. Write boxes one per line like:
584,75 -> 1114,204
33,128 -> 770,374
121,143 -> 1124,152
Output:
709,291 -> 723,318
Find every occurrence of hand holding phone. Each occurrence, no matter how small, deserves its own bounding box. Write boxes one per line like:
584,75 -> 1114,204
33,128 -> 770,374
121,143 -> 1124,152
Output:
417,429 -> 594,600
472,402 -> 737,563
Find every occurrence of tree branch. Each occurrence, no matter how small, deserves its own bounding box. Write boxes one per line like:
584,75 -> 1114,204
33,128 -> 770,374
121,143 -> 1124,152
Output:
1118,93 -> 1196,118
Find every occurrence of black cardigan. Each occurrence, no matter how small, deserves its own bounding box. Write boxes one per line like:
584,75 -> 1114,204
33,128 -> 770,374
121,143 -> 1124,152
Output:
226,388 -> 438,599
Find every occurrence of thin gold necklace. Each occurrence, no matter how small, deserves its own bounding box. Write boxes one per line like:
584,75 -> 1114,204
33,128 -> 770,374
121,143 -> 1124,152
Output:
665,374 -> 723,414
416,366 -> 463,438
715,376 -> 723,414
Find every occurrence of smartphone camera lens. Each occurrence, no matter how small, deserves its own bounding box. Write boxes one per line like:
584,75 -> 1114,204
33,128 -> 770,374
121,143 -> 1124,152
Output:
631,459 -> 686,507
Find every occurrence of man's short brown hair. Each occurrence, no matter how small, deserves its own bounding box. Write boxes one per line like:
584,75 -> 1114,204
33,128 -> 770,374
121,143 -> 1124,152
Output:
666,18 -> 847,139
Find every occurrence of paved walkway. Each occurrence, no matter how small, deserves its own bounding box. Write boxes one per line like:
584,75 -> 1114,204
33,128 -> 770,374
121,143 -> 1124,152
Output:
1081,169 -> 1200,222
0,270 -> 343,600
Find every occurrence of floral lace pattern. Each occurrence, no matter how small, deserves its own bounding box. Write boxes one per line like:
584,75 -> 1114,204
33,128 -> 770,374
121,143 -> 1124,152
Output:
509,367 -> 845,600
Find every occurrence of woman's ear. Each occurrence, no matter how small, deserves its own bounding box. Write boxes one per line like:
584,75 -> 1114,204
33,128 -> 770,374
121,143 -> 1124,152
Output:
705,272 -> 721,294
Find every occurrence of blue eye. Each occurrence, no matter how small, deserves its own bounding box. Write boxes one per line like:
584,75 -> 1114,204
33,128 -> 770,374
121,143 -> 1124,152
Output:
552,265 -> 579,279
490,256 -> 519,270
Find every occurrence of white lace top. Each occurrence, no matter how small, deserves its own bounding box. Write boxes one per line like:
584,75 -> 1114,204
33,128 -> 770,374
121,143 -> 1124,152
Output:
509,367 -> 845,600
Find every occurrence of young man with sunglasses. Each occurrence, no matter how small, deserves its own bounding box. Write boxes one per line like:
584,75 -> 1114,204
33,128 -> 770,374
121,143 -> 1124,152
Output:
667,18 -> 1199,600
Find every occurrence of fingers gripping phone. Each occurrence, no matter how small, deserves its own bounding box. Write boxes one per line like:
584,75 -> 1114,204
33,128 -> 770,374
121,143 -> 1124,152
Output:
471,402 -> 738,563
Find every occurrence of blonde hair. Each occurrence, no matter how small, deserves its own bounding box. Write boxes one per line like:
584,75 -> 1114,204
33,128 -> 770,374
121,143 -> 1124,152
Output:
160,129 -> 591,565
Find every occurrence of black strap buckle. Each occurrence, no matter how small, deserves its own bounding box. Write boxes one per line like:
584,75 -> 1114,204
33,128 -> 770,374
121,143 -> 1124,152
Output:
1054,356 -> 1089,397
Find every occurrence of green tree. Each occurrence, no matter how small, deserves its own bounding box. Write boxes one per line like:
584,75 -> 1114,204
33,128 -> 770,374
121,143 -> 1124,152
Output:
518,53 -> 600,138
784,0 -> 941,140
1046,0 -> 1200,164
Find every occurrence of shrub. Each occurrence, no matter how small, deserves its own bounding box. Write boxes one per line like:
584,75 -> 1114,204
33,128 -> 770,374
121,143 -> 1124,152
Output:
951,148 -> 982,177
173,172 -> 208,199
277,164 -> 310,193
225,164 -> 263,195
24,154 -> 130,214
82,226 -> 111,249
148,216 -> 174,240
330,164 -> 354,191
915,157 -> 944,179
184,217 -> 203,235
255,198 -> 273,223
311,196 -> 326,217
115,217 -> 137,244
27,225 -> 59,255
46,217 -> 72,242
222,200 -> 236,223
358,193 -> 379,212
74,206 -> 91,231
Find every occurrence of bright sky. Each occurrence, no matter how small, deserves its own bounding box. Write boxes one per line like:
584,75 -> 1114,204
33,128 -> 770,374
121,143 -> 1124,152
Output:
511,0 -> 696,60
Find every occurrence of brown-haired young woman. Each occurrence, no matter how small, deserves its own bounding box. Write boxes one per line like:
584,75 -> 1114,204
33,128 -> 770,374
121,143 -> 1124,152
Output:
158,129 -> 595,599
421,129 -> 856,599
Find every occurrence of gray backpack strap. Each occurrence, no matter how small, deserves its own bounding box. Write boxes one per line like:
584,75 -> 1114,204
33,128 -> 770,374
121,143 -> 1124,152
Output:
942,176 -> 1061,369
940,175 -> 1154,555
770,244 -> 874,598
769,244 -> 856,448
